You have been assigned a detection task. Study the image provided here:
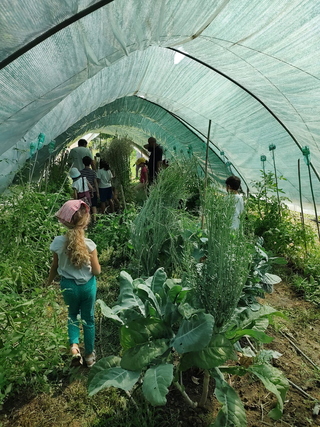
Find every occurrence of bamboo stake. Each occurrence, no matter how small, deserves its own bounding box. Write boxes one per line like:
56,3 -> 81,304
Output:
269,145 -> 281,217
307,162 -> 320,242
201,119 -> 212,229
280,330 -> 320,371
298,159 -> 308,255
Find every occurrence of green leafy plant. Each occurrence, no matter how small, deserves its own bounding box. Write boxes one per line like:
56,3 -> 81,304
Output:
0,281 -> 67,403
88,268 -> 289,423
239,237 -> 287,311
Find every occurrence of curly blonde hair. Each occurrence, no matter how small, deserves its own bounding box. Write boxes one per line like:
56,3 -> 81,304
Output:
65,205 -> 91,268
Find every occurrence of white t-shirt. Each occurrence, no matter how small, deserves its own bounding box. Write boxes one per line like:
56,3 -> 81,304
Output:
231,194 -> 244,230
50,236 -> 96,285
69,147 -> 93,171
72,177 -> 90,192
97,169 -> 113,188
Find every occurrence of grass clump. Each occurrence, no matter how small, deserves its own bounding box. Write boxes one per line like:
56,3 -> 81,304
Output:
100,136 -> 133,202
131,156 -> 201,276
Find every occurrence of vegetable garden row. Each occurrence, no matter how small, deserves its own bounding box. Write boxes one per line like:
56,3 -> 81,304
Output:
1,146 -> 320,426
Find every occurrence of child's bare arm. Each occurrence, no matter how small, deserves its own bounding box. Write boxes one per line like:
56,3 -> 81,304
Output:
48,253 -> 59,285
90,249 -> 101,276
94,178 -> 99,197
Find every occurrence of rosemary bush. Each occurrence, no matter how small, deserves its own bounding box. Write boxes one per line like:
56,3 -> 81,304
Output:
196,188 -> 251,328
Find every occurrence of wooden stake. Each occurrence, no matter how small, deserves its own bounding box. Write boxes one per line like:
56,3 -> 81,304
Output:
298,159 -> 308,255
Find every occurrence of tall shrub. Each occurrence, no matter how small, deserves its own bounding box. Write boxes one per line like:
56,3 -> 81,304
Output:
195,188 -> 251,328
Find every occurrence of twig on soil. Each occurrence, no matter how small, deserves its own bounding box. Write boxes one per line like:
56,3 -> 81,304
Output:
261,422 -> 273,426
288,379 -> 318,401
280,330 -> 320,371
260,403 -> 264,422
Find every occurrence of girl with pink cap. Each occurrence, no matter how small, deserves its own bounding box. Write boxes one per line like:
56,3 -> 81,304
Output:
48,200 -> 101,367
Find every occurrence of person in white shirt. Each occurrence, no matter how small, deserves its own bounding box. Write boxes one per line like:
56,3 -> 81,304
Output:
68,139 -> 94,171
96,160 -> 114,213
225,175 -> 244,230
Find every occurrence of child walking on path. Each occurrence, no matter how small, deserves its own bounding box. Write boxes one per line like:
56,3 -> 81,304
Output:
48,200 -> 101,367
70,167 -> 93,206
96,160 -> 114,214
225,175 -> 244,230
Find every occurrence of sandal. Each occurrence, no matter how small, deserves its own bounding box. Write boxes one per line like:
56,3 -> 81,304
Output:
85,350 -> 96,368
70,344 -> 83,367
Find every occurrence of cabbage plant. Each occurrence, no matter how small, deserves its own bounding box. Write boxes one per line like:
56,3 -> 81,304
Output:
87,268 -> 289,424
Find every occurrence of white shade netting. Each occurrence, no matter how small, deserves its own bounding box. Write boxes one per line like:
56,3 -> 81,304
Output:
0,0 -> 319,211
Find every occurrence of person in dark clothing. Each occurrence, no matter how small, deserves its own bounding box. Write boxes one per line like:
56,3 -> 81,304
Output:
144,137 -> 163,183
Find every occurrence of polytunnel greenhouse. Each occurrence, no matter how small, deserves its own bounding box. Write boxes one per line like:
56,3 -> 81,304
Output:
1,1 -> 320,426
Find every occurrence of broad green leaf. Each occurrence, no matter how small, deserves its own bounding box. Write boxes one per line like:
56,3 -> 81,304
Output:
252,317 -> 269,332
151,268 -> 167,294
218,366 -> 247,376
111,271 -> 145,315
142,364 -> 173,406
88,356 -> 121,384
164,279 -> 176,290
132,278 -> 146,289
227,328 -> 274,344
137,284 -> 162,315
168,285 -> 190,304
173,313 -> 214,354
121,338 -> 170,371
211,368 -> 247,427
120,318 -> 173,351
262,273 -> 282,285
96,300 -> 124,324
163,299 -> 182,326
88,367 -> 140,396
180,334 -> 237,371
248,364 -> 289,420
168,285 -> 182,303
178,303 -> 204,319
118,271 -> 134,303
225,305 -> 285,333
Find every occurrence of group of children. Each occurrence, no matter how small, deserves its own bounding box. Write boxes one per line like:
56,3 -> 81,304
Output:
48,172 -> 243,368
69,158 -> 114,220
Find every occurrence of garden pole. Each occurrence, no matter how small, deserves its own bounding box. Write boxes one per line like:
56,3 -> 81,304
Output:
120,184 -> 127,211
201,119 -> 212,229
269,144 -> 281,218
302,146 -> 320,242
298,159 -> 308,255
261,155 -> 267,214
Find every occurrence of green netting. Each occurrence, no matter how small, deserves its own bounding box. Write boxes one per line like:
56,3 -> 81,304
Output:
0,0 -> 319,211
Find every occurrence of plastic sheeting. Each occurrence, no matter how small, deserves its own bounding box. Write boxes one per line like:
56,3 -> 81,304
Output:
0,0 -> 319,211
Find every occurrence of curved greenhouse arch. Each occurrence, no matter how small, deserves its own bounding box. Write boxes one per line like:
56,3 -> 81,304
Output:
0,0 -> 319,211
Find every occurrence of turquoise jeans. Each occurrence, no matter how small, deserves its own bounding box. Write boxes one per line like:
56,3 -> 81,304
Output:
60,276 -> 97,355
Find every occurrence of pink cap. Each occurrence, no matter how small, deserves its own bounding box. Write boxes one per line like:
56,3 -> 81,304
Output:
55,200 -> 89,224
